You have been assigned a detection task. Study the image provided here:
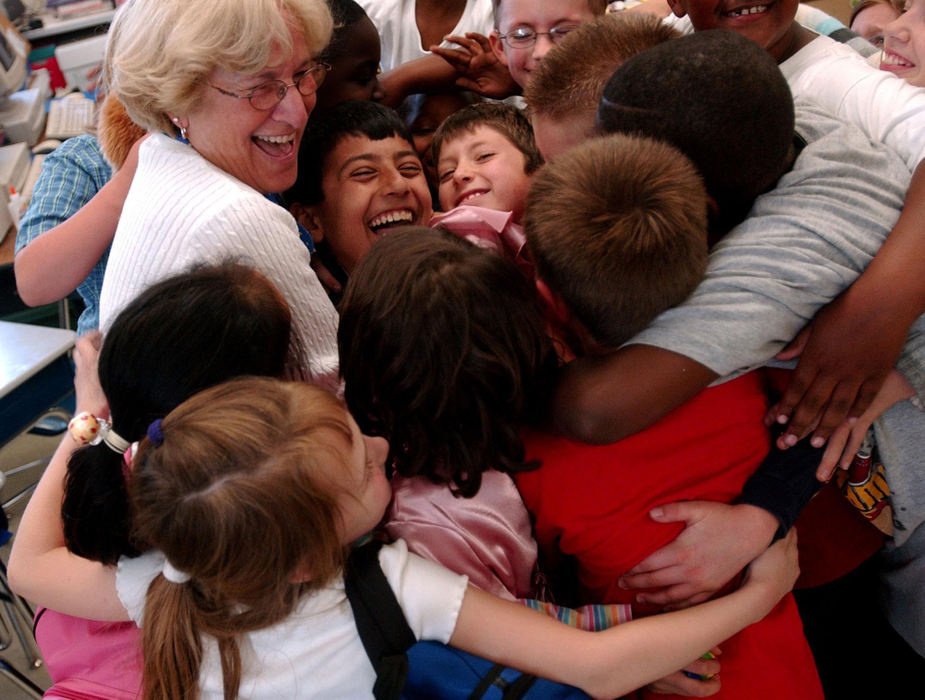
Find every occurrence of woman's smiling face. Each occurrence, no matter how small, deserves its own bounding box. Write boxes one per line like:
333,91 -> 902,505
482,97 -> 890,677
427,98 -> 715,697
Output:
881,0 -> 925,87
183,17 -> 315,194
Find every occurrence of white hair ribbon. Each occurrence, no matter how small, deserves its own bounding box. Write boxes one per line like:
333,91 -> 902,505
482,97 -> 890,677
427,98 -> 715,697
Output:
162,559 -> 192,584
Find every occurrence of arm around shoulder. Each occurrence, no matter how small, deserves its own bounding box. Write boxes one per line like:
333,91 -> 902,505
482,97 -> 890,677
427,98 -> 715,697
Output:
552,344 -> 717,444
450,531 -> 799,699
7,335 -> 128,621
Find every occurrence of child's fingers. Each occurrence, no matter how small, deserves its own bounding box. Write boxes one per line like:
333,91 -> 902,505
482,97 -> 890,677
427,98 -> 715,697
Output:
776,375 -> 830,449
444,33 -> 487,55
683,656 -> 721,679
620,565 -> 688,591
311,258 -> 342,294
816,421 -> 852,481
441,34 -> 478,51
774,325 -> 811,361
648,670 -> 721,697
455,77 -> 475,91
638,585 -> 712,609
847,377 -> 886,423
807,379 -> 864,448
764,400 -> 780,428
463,31 -> 492,50
838,420 -> 871,471
431,46 -> 473,70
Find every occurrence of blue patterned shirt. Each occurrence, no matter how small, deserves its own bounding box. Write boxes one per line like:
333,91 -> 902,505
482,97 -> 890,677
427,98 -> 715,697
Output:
15,134 -> 112,334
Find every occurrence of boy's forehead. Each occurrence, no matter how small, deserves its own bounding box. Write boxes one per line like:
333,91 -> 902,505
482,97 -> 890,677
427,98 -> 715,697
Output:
442,124 -> 514,153
328,133 -> 416,167
496,0 -> 597,28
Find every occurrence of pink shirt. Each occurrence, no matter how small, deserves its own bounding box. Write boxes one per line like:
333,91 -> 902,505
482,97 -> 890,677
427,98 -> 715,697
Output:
384,470 -> 538,601
430,206 -> 534,280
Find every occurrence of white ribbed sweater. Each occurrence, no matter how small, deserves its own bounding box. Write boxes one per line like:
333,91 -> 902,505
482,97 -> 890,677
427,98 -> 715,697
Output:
99,134 -> 339,387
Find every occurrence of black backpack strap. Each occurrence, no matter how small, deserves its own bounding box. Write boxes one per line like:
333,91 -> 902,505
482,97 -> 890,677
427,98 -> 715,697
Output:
503,672 -> 539,699
469,664 -> 506,699
467,664 -> 540,700
345,541 -> 417,700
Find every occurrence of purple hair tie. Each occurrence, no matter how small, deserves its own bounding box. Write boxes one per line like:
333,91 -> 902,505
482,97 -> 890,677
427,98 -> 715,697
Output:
147,419 -> 164,446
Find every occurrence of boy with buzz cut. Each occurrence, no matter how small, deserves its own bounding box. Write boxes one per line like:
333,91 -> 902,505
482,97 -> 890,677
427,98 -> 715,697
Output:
429,102 -> 542,276
524,13 -> 679,160
516,132 -> 823,700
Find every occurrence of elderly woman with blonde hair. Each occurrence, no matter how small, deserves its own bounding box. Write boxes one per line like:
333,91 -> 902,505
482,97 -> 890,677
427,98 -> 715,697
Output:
98,0 -> 339,386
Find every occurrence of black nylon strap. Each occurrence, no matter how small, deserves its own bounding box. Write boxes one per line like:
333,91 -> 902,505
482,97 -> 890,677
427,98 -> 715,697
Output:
504,672 -> 539,699
345,541 -> 417,700
469,663 -> 506,699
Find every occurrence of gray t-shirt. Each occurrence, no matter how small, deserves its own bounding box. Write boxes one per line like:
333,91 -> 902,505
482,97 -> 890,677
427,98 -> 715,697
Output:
630,99 -> 925,540
630,99 -> 910,379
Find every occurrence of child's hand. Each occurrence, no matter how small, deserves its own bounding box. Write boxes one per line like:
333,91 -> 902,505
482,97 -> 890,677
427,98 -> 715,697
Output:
815,369 -> 915,481
73,332 -> 107,418
618,502 -> 776,609
646,650 -> 722,696
431,33 -> 519,99
741,528 -> 799,602
771,286 -> 909,450
310,255 -> 342,295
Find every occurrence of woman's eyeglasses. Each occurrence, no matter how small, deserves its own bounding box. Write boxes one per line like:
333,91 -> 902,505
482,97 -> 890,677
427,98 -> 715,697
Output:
209,62 -> 332,110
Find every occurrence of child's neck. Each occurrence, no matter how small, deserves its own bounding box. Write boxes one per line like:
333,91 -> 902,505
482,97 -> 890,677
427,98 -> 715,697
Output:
769,23 -> 816,63
416,0 -> 467,49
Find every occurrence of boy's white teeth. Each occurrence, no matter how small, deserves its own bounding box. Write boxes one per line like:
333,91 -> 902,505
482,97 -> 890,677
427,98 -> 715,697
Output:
882,52 -> 912,67
459,190 -> 488,205
726,4 -> 769,16
256,134 -> 295,144
369,210 -> 414,229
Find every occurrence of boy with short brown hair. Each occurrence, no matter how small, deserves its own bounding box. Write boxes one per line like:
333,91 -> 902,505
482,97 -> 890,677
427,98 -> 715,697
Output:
527,133 -> 707,347
429,102 -> 541,273
524,13 -> 679,158
431,101 -> 543,182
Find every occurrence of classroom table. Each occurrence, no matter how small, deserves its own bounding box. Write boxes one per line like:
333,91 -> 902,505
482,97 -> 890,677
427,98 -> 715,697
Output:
0,320 -> 75,450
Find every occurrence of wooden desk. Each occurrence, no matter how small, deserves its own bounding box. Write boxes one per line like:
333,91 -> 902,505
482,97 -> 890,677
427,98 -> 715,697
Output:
0,321 -> 75,449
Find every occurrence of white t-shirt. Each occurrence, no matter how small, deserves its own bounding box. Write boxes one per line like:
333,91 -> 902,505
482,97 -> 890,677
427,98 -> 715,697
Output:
358,0 -> 494,72
629,100 -> 910,379
781,34 -> 925,171
116,540 -> 467,699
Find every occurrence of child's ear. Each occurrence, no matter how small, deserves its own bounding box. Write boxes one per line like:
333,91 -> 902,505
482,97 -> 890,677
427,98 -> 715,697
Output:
291,203 -> 325,243
535,278 -> 572,327
489,31 -> 510,67
706,195 -> 720,221
665,0 -> 688,18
